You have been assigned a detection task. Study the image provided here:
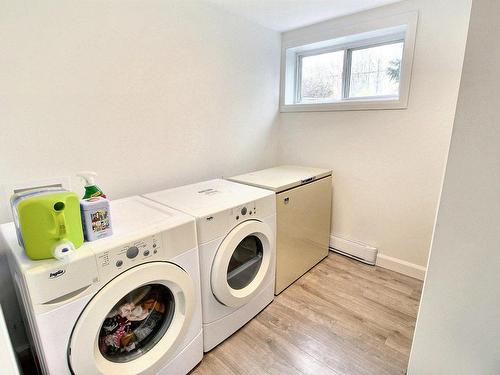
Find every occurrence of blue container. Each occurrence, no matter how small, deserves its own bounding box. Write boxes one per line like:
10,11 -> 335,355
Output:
10,187 -> 66,248
80,197 -> 113,241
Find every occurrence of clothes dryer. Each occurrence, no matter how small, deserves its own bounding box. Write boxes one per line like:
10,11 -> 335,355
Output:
144,179 -> 276,351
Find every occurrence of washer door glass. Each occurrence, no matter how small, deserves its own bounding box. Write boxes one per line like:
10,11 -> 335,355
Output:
98,284 -> 175,363
227,235 -> 263,290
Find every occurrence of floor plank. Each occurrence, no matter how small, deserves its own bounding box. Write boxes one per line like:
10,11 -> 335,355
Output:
191,252 -> 423,375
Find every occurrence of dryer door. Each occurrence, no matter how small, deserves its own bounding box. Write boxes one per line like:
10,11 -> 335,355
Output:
68,262 -> 195,375
211,220 -> 274,308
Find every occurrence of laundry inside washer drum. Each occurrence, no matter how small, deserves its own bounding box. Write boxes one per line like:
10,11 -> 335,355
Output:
98,284 -> 175,362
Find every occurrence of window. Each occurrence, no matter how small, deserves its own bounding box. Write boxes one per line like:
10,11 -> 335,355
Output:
299,50 -> 344,103
348,41 -> 404,99
281,12 -> 418,112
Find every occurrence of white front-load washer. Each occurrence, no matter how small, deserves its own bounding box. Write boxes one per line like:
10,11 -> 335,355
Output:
2,196 -> 203,375
144,179 -> 276,351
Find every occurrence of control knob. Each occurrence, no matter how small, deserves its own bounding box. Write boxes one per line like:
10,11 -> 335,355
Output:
126,246 -> 139,259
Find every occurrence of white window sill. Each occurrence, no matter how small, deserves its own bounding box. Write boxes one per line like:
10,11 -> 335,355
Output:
280,97 -> 408,112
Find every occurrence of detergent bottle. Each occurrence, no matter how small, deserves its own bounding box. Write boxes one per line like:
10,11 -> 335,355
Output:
77,171 -> 106,199
77,171 -> 113,241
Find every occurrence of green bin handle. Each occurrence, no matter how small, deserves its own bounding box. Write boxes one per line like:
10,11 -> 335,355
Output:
52,203 -> 67,239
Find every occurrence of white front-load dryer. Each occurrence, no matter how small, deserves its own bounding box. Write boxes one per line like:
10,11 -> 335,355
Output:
144,179 -> 276,351
2,196 -> 203,375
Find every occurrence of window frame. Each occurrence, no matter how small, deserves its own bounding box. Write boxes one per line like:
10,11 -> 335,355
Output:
295,47 -> 347,104
345,38 -> 406,101
295,38 -> 405,104
280,11 -> 418,112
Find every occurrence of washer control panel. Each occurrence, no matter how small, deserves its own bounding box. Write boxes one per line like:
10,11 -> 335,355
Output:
126,246 -> 140,259
96,234 -> 162,281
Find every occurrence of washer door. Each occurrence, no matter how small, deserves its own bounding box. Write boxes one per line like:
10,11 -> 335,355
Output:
211,220 -> 274,308
69,262 -> 195,375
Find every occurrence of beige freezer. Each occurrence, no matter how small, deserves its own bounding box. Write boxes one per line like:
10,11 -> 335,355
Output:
228,166 -> 332,294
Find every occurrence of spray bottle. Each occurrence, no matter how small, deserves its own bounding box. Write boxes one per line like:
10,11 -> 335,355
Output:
77,171 -> 106,199
77,171 -> 112,241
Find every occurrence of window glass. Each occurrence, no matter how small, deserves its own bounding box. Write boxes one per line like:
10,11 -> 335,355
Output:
98,284 -> 174,363
227,235 -> 263,290
348,42 -> 404,98
300,50 -> 344,103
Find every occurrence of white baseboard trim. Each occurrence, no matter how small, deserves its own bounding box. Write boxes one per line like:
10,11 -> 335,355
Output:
376,253 -> 426,280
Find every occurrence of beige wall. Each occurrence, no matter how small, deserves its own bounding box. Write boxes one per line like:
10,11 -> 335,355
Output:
279,0 -> 471,270
409,0 -> 500,372
0,0 -> 280,348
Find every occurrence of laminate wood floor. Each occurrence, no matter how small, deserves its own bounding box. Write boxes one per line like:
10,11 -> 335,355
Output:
190,252 -> 423,375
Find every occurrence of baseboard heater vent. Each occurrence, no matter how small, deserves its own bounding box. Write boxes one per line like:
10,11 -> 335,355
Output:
329,235 -> 378,265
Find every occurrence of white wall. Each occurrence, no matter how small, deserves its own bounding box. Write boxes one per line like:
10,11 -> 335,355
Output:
278,0 -> 471,275
0,0 -> 280,348
408,0 -> 500,372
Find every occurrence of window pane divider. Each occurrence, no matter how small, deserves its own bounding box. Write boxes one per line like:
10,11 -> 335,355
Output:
342,49 -> 352,100
294,54 -> 303,104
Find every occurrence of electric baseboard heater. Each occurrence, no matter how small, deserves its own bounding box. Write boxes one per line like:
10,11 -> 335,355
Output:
329,235 -> 378,265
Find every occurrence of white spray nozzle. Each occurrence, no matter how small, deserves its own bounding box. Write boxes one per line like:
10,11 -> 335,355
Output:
77,171 -> 97,187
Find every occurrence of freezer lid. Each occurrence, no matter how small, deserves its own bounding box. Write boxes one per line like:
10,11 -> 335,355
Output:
228,165 -> 332,192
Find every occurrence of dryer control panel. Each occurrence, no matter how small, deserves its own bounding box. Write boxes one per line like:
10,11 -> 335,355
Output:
196,194 -> 276,244
96,234 -> 163,282
232,202 -> 257,222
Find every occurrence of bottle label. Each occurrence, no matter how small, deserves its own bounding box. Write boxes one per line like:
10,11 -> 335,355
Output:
91,209 -> 111,233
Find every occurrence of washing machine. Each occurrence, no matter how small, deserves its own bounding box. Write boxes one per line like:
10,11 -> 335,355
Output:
144,179 -> 276,351
1,196 -> 203,375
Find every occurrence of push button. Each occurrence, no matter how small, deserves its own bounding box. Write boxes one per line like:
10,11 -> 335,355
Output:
126,246 -> 139,259
241,207 -> 247,215
116,260 -> 123,267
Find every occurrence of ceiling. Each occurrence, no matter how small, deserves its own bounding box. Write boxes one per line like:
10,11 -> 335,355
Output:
202,0 -> 403,32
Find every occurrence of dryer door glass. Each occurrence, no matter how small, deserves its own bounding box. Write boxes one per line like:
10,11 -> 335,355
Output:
98,284 -> 175,363
227,235 -> 264,290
